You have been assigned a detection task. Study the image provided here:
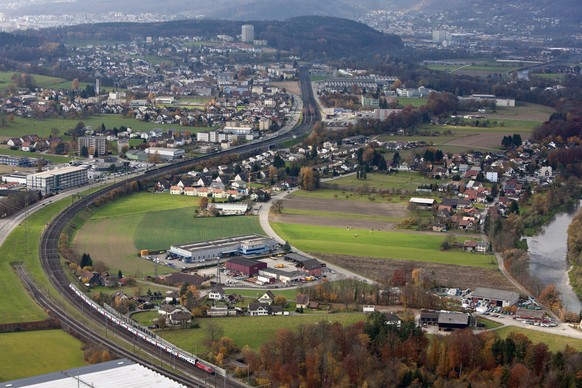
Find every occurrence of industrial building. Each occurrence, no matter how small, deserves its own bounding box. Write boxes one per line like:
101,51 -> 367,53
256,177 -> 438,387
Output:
469,287 -> 519,307
168,234 -> 277,262
226,257 -> 267,276
78,135 -> 107,156
258,267 -> 305,284
26,165 -> 89,195
437,311 -> 471,331
144,147 -> 185,161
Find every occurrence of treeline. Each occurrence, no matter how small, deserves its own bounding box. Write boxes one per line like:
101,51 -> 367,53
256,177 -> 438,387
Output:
239,313 -> 582,387
567,208 -> 582,299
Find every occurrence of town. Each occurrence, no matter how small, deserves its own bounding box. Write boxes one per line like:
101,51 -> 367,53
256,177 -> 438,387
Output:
0,7 -> 581,388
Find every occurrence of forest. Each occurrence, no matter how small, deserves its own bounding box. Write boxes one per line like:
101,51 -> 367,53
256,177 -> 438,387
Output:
236,312 -> 582,387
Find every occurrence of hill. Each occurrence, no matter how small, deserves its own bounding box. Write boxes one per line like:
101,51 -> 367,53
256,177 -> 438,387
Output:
29,17 -> 402,60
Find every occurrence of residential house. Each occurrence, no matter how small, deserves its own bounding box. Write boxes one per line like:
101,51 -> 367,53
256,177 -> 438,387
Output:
296,294 -> 310,309
258,291 -> 276,305
208,285 -> 225,301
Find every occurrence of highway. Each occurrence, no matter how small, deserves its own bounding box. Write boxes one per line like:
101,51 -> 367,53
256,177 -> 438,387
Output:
34,66 -> 320,386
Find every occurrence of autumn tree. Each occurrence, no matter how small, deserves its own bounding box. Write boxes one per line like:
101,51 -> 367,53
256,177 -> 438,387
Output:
300,167 -> 319,191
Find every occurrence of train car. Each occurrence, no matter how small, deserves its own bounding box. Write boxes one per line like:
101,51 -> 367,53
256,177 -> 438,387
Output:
194,360 -> 215,375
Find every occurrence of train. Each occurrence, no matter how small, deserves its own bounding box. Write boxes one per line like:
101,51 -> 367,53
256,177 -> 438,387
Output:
68,284 -> 215,375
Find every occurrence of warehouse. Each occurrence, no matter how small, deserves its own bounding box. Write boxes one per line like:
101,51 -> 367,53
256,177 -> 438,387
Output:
168,234 -> 277,262
469,287 -> 519,307
226,257 -> 267,276
258,268 -> 304,284
285,253 -> 324,276
437,311 -> 471,331
26,165 -> 89,195
144,147 -> 185,161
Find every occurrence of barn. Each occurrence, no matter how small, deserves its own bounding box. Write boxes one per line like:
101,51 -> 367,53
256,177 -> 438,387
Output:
226,257 -> 267,276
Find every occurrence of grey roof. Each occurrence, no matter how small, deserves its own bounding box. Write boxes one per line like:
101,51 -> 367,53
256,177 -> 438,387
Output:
285,253 -> 313,263
1,358 -> 184,387
437,312 -> 470,325
470,287 -> 519,303
227,257 -> 263,267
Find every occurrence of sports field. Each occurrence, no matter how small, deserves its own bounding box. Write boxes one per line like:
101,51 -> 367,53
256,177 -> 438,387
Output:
73,193 -> 264,276
159,313 -> 366,352
0,330 -> 86,382
271,223 -> 493,268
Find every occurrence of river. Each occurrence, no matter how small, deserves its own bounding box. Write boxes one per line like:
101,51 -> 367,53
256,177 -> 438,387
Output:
527,206 -> 582,313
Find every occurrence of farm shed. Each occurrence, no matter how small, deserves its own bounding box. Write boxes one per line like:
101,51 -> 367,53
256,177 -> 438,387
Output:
437,312 -> 470,331
470,287 -> 519,307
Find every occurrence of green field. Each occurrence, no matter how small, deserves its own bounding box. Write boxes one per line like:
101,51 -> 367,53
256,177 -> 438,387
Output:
0,114 -> 197,140
159,313 -> 366,352
323,171 -> 437,192
495,327 -> 582,353
283,208 -> 404,223
73,192 -> 264,275
226,288 -> 301,301
0,146 -> 71,164
271,223 -> 494,268
0,71 -> 88,92
0,199 -> 74,324
396,97 -> 427,107
0,330 -> 87,381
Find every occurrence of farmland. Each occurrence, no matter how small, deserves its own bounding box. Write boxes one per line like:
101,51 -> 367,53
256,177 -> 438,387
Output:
73,193 -> 264,276
0,71 -> 88,93
271,223 -> 494,268
159,313 -> 367,352
0,330 -> 86,381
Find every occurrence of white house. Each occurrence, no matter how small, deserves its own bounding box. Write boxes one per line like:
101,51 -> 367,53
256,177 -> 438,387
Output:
207,286 -> 225,301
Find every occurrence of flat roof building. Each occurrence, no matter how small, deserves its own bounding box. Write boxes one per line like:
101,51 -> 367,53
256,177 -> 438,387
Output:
144,147 -> 185,161
26,166 -> 89,195
1,358 -> 185,388
226,257 -> 267,276
169,234 -> 277,262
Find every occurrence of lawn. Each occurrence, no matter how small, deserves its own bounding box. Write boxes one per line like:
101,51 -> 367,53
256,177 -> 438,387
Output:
290,188 -> 417,204
89,192 -> 200,219
0,330 -> 87,381
271,223 -> 495,268
396,97 -> 427,108
226,288 -> 300,301
132,311 -> 159,327
495,327 -> 582,353
159,313 -> 367,353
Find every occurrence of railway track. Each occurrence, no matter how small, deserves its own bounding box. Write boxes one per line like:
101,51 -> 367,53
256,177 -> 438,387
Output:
34,66 -> 320,386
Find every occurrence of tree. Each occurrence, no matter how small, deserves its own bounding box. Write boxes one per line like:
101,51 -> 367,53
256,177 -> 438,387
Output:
271,199 -> 284,214
274,295 -> 287,306
300,167 -> 319,191
80,253 -> 93,268
282,241 -> 292,253
80,145 -> 89,157
71,78 -> 80,90
118,270 -> 123,279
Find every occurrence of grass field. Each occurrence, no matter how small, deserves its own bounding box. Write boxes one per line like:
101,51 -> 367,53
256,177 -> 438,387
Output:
323,171 -> 437,192
0,146 -> 71,164
0,114 -> 190,140
0,71 -> 88,93
282,208 -> 403,223
271,223 -> 494,268
495,327 -> 582,353
0,198 -> 74,324
73,192 -> 264,276
396,97 -> 427,107
159,313 -> 367,352
0,330 -> 86,381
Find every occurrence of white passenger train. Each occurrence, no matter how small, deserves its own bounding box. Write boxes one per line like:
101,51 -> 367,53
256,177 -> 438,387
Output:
69,284 -> 215,375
